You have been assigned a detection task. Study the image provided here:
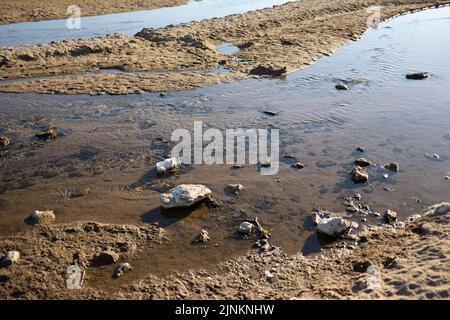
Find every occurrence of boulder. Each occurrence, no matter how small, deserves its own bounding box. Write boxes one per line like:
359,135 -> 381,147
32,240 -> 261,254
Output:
350,166 -> 369,183
156,157 -> 181,174
30,210 -> 55,224
113,262 -> 132,278
316,217 -> 351,237
160,184 -> 212,209
0,251 -> 20,267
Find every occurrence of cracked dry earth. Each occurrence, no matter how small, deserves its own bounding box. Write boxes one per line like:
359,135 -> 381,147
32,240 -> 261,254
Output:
1,0 -> 450,95
0,204 -> 449,299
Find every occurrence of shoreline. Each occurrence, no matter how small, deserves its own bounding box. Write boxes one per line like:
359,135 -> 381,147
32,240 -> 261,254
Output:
0,0 -> 187,25
1,0 -> 450,95
1,203 -> 448,299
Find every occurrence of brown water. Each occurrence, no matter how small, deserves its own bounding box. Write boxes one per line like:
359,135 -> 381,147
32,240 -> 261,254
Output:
1,7 -> 450,290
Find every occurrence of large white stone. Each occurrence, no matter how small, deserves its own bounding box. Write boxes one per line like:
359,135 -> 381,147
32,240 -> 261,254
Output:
31,210 -> 55,224
160,184 -> 212,209
156,157 -> 181,174
0,251 -> 20,267
316,217 -> 351,237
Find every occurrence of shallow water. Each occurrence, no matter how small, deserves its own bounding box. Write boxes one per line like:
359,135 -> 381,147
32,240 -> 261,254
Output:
0,0 -> 294,46
0,7 -> 450,289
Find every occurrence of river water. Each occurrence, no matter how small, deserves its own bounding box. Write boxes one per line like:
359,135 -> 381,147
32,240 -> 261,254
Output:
0,7 -> 449,290
0,0 -> 294,46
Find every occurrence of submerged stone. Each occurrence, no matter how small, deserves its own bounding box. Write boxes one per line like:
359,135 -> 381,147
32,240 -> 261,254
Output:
351,166 -> 369,183
406,72 -> 429,80
238,221 -> 254,235
384,162 -> 399,172
354,157 -> 371,167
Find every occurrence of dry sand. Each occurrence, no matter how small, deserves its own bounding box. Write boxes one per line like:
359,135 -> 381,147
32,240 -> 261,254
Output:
1,203 -> 449,299
0,0 -> 186,24
1,0 -> 450,95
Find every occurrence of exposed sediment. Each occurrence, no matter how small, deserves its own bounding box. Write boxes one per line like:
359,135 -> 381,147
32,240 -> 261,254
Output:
1,0 -> 449,95
1,204 -> 448,299
0,0 -> 186,25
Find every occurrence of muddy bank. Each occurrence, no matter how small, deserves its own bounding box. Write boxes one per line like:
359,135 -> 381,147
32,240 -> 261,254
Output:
1,0 -> 449,95
1,203 -> 448,299
0,0 -> 186,25
0,221 -> 163,299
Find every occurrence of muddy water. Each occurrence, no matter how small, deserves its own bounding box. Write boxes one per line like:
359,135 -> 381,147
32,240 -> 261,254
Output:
1,7 -> 450,290
0,0 -> 294,46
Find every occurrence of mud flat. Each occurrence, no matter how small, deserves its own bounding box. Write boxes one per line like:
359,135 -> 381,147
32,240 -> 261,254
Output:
1,204 -> 449,299
0,0 -> 186,24
1,0 -> 450,95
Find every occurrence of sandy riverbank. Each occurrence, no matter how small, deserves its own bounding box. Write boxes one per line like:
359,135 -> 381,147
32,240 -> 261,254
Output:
0,0 -> 186,25
1,203 -> 448,299
1,0 -> 449,95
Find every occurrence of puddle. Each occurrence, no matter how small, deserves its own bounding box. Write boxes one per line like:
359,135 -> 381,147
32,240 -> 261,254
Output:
0,0 -> 294,46
216,42 -> 240,55
1,7 -> 450,289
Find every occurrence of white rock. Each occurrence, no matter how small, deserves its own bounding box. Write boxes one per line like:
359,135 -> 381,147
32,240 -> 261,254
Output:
30,210 -> 55,224
156,157 -> 181,174
1,251 -> 20,267
113,262 -> 132,278
316,217 -> 351,237
384,210 -> 397,223
226,184 -> 244,195
238,221 -> 254,235
160,184 -> 212,209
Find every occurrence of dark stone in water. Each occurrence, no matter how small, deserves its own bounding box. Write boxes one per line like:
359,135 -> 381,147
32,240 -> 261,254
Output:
335,83 -> 350,90
354,157 -> 371,167
263,108 -> 280,116
406,72 -> 429,80
36,125 -> 57,140
383,162 -> 399,172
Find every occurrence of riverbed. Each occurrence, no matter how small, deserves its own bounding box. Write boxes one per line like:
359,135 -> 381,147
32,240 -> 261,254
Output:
0,5 -> 449,294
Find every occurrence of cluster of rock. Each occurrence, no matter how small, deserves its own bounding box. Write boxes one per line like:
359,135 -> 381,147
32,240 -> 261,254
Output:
349,153 -> 399,184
